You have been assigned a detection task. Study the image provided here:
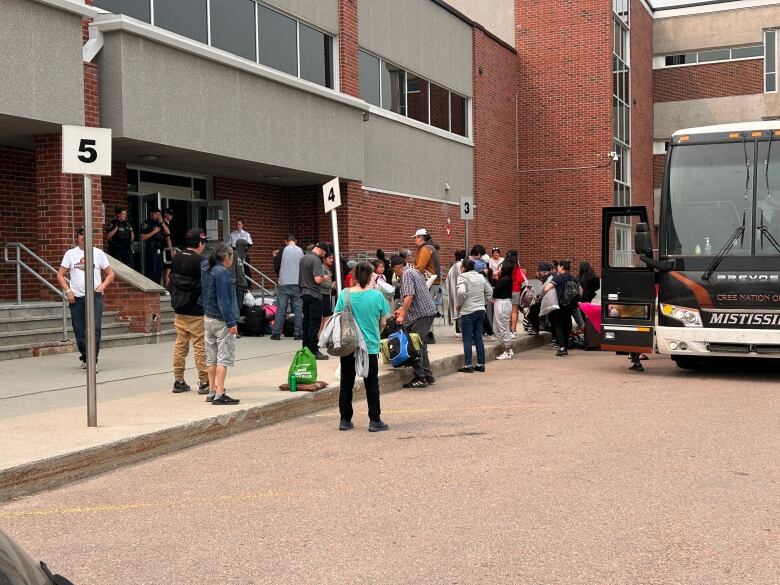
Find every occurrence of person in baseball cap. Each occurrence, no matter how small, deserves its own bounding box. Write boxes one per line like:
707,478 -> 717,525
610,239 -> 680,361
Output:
185,227 -> 207,247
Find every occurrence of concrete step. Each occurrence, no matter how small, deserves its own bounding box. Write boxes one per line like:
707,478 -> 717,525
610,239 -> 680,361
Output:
0,312 -> 118,333
0,302 -> 66,320
0,320 -> 130,347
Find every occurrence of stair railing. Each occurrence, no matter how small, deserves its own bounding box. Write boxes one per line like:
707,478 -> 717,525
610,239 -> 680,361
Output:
3,243 -> 68,341
243,262 -> 276,305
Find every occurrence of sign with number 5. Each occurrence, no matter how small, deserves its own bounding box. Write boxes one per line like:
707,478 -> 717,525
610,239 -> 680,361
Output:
61,126 -> 112,176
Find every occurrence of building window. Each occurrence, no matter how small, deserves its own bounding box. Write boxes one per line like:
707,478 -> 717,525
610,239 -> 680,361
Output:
359,50 -> 470,138
94,0 -> 334,89
154,0 -> 208,44
664,44 -> 763,67
613,0 -> 631,223
211,0 -> 256,61
766,30 -> 777,93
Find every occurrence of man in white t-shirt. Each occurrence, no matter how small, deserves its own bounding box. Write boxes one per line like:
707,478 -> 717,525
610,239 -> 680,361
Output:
56,227 -> 115,368
229,219 -> 253,248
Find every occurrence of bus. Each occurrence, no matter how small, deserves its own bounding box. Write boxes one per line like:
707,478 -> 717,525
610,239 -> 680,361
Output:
601,121 -> 780,369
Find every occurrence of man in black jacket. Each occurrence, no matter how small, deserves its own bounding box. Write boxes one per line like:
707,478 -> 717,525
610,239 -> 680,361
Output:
168,228 -> 209,394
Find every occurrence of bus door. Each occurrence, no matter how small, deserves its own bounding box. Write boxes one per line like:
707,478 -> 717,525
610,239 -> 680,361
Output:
601,207 -> 656,354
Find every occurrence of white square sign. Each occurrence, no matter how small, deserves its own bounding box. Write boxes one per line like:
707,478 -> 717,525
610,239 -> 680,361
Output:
322,177 -> 342,214
61,125 -> 113,176
460,196 -> 474,220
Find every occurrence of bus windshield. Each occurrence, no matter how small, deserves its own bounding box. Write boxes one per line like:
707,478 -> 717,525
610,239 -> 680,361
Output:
663,141 -> 753,257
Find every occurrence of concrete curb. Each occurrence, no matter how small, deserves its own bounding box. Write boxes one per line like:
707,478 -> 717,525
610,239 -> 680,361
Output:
0,333 -> 548,503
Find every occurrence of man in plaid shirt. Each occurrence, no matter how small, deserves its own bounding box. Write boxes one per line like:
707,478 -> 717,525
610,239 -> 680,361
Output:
390,256 -> 437,388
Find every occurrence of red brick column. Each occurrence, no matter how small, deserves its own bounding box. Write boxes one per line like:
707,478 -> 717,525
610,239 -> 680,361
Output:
338,0 -> 360,97
104,284 -> 162,333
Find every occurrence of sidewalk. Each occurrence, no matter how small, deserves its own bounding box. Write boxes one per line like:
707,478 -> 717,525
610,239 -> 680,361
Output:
0,324 -> 547,502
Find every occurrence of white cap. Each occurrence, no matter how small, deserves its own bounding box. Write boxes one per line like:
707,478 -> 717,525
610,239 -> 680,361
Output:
413,228 -> 429,238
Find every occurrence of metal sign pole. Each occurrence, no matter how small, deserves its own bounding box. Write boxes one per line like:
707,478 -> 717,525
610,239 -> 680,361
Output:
84,175 -> 97,427
465,220 -> 470,256
331,210 -> 343,294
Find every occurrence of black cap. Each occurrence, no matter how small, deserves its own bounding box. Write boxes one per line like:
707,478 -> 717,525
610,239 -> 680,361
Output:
314,241 -> 329,250
185,228 -> 207,246
162,208 -> 174,216
149,207 -> 161,214
76,226 -> 85,235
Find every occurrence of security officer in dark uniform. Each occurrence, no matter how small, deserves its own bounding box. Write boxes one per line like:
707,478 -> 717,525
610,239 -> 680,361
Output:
140,207 -> 168,284
104,207 -> 135,268
161,208 -> 175,287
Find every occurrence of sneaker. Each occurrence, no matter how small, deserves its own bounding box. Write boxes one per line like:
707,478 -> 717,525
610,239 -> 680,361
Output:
474,365 -> 486,373
368,419 -> 389,432
339,419 -> 354,431
510,348 -> 514,356
426,333 -> 436,345
629,362 -> 645,372
172,380 -> 191,393
458,366 -> 474,373
294,335 -> 303,341
403,377 -> 428,389
496,351 -> 512,360
197,381 -> 210,395
211,393 -> 240,405
80,361 -> 87,369
510,332 -> 517,340
314,351 -> 330,361
425,375 -> 436,385
206,395 -> 215,402
556,348 -> 569,357
270,333 -> 281,340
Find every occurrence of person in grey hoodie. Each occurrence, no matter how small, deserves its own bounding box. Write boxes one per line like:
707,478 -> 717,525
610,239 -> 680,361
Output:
455,259 -> 493,373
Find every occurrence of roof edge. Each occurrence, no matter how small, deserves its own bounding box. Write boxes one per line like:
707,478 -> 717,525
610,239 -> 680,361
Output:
428,0 -> 518,54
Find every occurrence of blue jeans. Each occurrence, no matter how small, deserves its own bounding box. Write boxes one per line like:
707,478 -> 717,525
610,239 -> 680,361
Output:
70,293 -> 103,362
273,284 -> 303,336
460,310 -> 486,366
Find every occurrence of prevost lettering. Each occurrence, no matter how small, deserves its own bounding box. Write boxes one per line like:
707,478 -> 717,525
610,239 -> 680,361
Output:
715,274 -> 780,281
708,313 -> 780,326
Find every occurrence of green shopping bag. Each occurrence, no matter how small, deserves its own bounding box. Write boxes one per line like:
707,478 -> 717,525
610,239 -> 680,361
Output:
288,347 -> 318,384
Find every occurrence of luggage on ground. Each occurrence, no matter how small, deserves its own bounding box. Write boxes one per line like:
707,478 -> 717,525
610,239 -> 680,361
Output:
385,328 -> 421,368
288,347 -> 317,384
283,314 -> 295,337
243,305 -> 266,337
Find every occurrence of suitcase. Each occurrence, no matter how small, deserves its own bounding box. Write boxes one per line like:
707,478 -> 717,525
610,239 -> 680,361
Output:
584,315 -> 601,351
243,305 -> 266,337
283,314 -> 295,337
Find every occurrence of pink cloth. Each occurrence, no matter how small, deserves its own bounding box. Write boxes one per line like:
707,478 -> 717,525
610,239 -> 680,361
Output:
579,302 -> 601,332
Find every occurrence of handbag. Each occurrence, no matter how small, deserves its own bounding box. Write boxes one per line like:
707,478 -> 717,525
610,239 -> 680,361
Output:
243,291 -> 255,307
326,289 -> 358,357
288,347 -> 318,384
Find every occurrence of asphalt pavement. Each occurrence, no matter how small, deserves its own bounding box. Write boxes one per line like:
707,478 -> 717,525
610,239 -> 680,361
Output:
0,348 -> 778,584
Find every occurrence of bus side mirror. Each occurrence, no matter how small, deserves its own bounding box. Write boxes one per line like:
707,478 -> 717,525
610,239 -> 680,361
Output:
634,222 -> 653,258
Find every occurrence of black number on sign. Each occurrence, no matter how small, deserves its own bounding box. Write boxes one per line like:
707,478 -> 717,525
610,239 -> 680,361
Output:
77,139 -> 97,163
328,188 -> 336,202
464,202 -> 470,214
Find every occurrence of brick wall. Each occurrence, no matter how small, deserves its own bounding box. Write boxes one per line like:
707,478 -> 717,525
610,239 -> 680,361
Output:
338,0 -> 359,97
653,154 -> 666,190
516,0 -> 614,273
472,27 -> 520,259
654,59 -> 763,103
0,146 -> 38,301
103,281 -> 162,333
631,0 -> 655,228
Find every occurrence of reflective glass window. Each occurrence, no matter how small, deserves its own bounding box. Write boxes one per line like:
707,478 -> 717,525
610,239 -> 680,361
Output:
154,0 -> 208,43
210,0 -> 256,61
766,31 -> 777,93
360,51 -> 381,106
94,0 -> 151,22
430,82 -> 450,131
450,93 -> 467,137
299,23 -> 333,88
697,49 -> 730,63
258,5 -> 298,77
732,45 -> 763,59
407,75 -> 429,123
381,62 -> 406,114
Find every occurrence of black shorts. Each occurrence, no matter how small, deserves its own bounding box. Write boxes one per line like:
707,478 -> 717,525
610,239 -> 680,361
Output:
322,294 -> 333,317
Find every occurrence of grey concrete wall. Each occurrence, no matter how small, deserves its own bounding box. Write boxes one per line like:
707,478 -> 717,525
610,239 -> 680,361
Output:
0,0 -> 84,126
446,0 -> 514,47
654,94 -> 766,139
359,0 -> 473,96
654,6 -> 780,54
264,0 -> 339,33
99,32 -> 365,180
363,116 -> 473,199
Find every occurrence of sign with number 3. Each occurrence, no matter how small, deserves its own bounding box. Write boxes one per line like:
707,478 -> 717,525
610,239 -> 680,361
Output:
61,126 -> 112,176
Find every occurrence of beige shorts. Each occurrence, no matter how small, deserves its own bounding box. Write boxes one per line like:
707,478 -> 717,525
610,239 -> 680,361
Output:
204,317 -> 236,367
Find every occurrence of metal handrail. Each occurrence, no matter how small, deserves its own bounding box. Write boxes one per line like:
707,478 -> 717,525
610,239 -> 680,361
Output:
3,243 -> 68,341
163,246 -> 182,265
243,261 -> 276,305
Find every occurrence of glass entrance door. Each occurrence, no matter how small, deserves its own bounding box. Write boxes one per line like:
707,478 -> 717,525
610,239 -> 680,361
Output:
128,193 -> 161,274
190,200 -> 230,247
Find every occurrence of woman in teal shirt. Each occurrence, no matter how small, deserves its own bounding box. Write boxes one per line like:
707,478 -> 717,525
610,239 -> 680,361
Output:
334,261 -> 391,432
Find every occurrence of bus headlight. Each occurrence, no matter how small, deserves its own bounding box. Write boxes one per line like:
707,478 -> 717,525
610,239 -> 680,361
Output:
660,303 -> 703,327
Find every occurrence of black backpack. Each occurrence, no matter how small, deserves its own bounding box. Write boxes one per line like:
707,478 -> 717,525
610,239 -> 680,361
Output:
243,305 -> 266,337
561,279 -> 581,309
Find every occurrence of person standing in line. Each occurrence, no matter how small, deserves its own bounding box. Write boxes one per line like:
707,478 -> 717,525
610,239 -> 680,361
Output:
446,250 -> 466,334
168,228 -> 209,394
456,259 -> 493,373
319,249 -> 336,336
104,207 -> 135,268
390,255 -> 437,388
503,252 -> 526,338
492,262 -> 514,360
344,260 -> 357,288
56,227 -> 115,369
139,207 -> 168,285
271,235 -> 304,340
413,228 -> 441,344
544,260 -> 577,357
299,241 -> 331,360
488,247 -> 504,275
336,261 -> 391,432
201,244 -> 240,404
578,261 -> 600,303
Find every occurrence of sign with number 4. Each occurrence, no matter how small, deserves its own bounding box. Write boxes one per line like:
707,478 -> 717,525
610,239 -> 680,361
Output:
322,177 -> 342,214
61,126 -> 112,176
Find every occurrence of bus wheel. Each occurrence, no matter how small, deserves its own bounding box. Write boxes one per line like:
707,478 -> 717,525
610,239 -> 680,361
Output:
672,356 -> 702,370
